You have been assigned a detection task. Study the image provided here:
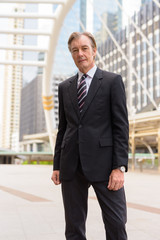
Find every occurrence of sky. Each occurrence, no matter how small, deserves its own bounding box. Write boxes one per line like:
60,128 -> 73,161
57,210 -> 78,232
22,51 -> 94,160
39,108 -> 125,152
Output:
0,0 -> 141,127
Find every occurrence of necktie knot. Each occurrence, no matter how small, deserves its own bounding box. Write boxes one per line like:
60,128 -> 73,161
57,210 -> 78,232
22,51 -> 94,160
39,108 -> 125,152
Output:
78,74 -> 87,85
81,74 -> 87,80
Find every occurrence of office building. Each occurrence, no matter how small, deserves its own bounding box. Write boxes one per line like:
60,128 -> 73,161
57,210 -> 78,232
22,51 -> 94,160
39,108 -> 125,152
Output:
96,0 -> 160,113
1,4 -> 24,151
20,75 -> 46,142
93,0 -> 122,41
52,74 -> 72,127
19,73 -> 52,153
80,0 -> 93,32
141,0 -> 152,5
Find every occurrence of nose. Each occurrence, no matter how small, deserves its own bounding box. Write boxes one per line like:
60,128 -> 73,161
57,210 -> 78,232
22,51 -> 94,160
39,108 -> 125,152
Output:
78,49 -> 83,56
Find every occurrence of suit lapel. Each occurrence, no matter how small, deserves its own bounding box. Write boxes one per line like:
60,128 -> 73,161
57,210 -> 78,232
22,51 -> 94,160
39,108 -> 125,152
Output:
68,74 -> 80,118
80,68 -> 103,119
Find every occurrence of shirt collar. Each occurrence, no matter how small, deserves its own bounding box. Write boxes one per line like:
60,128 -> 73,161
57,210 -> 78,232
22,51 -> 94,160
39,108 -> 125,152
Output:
78,65 -> 97,80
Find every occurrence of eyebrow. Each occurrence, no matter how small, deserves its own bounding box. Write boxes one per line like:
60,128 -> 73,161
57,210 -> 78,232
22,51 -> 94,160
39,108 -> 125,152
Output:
71,45 -> 89,50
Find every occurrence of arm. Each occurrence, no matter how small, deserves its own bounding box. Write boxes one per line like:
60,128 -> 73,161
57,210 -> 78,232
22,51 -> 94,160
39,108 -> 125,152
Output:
53,83 -> 67,170
108,75 -> 129,191
111,75 -> 129,170
52,83 -> 67,184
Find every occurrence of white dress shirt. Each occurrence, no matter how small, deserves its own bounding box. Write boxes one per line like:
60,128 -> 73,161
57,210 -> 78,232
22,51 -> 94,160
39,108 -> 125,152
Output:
77,65 -> 97,94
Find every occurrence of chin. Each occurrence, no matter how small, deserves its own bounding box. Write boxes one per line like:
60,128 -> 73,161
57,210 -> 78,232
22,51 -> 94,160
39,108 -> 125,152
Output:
79,63 -> 88,68
79,66 -> 87,72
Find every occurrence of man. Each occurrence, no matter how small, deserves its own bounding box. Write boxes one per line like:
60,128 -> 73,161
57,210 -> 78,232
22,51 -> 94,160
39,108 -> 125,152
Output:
51,32 -> 129,240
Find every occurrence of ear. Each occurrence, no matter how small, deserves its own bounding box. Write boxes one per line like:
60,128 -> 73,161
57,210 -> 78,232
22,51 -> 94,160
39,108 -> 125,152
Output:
93,47 -> 97,58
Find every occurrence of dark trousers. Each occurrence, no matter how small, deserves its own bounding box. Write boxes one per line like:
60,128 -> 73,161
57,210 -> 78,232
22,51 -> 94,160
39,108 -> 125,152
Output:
61,169 -> 127,240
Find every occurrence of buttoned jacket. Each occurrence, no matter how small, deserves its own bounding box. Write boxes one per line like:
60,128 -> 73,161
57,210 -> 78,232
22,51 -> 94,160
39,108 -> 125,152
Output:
53,68 -> 129,182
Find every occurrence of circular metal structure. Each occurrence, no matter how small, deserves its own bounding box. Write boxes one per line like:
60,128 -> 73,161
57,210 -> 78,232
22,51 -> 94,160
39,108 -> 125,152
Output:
0,0 -> 76,152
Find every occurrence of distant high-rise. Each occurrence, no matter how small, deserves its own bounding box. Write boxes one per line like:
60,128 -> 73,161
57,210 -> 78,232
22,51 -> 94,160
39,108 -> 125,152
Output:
20,74 -> 46,141
94,10 -> 122,46
93,0 -> 122,32
80,0 -> 122,38
80,0 -> 93,33
1,4 -> 24,151
141,0 -> 152,5
93,0 -> 123,45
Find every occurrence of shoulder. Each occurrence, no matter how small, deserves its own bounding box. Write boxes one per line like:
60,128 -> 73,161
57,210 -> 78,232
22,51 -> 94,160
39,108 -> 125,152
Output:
101,69 -> 121,80
59,74 -> 77,88
97,68 -> 122,85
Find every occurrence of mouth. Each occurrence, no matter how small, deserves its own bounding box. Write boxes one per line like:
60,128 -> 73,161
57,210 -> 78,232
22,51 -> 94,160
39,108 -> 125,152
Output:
78,59 -> 86,63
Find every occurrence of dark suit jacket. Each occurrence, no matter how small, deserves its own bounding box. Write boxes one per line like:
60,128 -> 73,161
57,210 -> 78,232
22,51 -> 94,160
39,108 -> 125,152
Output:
53,68 -> 129,182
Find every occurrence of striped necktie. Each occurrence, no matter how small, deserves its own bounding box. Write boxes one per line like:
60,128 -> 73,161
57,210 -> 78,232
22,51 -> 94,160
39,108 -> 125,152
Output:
77,74 -> 87,113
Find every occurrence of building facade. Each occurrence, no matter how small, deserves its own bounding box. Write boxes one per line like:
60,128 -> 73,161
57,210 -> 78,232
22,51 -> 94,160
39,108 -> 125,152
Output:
20,74 -> 46,141
96,0 -> 160,114
80,0 -> 93,32
1,4 -> 24,151
52,74 -> 72,127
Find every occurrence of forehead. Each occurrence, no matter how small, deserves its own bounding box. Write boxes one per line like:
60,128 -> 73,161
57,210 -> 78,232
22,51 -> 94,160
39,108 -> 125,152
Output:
70,35 -> 92,48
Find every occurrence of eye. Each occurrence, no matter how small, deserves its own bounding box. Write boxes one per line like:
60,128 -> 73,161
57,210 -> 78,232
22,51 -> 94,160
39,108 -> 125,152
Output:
72,49 -> 78,53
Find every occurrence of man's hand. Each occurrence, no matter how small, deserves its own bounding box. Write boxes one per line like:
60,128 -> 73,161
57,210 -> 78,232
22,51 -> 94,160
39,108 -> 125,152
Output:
107,169 -> 124,191
51,170 -> 61,185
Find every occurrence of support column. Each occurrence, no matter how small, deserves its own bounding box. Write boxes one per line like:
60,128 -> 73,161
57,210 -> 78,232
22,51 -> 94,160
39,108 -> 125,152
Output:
127,19 -> 133,114
33,142 -> 37,152
11,156 -> 14,164
131,132 -> 136,171
158,128 -> 160,171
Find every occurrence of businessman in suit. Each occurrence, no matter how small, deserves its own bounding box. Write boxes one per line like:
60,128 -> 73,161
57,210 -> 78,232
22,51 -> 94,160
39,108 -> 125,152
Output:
51,32 -> 129,240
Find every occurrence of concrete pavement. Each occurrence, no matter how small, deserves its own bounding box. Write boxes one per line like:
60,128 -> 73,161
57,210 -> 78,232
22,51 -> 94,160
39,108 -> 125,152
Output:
0,165 -> 160,240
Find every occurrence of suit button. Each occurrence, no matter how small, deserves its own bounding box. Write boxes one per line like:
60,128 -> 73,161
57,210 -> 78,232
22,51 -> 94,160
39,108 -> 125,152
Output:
79,125 -> 82,129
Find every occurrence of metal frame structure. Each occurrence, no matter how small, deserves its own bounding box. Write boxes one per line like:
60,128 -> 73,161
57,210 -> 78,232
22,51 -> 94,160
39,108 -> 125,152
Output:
114,0 -> 160,112
0,0 -> 76,151
89,0 -> 160,113
129,110 -> 160,170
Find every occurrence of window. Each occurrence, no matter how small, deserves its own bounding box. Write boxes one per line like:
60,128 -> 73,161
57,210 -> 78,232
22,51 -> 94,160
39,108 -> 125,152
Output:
37,143 -> 43,152
30,144 -> 33,152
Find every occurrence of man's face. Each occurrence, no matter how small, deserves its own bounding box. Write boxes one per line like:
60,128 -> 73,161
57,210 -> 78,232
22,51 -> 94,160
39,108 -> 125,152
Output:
70,35 -> 97,73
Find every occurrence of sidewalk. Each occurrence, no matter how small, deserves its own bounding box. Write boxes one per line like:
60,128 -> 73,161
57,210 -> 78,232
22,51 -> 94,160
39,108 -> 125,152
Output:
0,165 -> 160,240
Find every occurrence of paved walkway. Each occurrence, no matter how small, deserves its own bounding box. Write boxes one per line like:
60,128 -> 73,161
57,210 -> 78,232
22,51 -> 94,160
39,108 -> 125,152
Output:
0,165 -> 160,240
